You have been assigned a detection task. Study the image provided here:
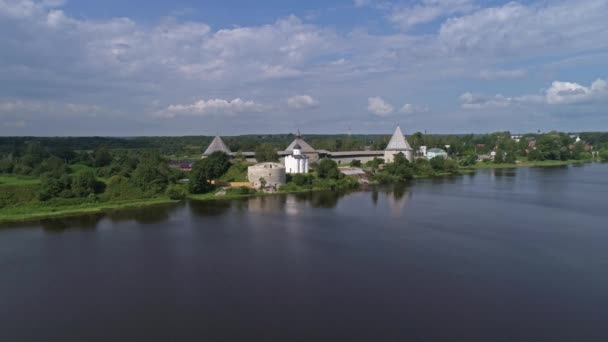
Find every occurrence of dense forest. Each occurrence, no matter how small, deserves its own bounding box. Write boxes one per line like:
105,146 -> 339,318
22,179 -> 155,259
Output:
2,131 -> 608,157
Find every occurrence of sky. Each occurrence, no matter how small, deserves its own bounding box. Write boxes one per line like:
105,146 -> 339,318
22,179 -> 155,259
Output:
0,0 -> 607,136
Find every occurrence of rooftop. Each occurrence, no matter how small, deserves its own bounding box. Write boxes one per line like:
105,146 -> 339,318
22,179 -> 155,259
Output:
203,136 -> 231,156
385,126 -> 413,151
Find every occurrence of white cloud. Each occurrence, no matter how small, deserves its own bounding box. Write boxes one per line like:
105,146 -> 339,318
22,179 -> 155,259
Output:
545,79 -> 608,105
390,0 -> 476,30
1,0 -> 608,134
459,92 -> 513,109
461,78 -> 608,109
479,68 -> 527,80
400,103 -> 429,114
439,1 -> 608,57
159,98 -> 267,118
287,95 -> 319,110
368,97 -> 394,116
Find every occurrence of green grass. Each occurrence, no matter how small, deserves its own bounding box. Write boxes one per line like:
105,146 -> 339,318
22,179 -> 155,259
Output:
218,162 -> 250,182
0,175 -> 40,186
0,197 -> 178,223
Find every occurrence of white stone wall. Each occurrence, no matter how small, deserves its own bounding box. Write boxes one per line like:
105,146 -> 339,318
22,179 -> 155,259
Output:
384,150 -> 413,163
247,163 -> 286,189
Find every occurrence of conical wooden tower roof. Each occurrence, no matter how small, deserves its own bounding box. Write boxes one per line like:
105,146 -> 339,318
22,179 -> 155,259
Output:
285,130 -> 316,153
203,136 -> 231,156
385,126 -> 413,151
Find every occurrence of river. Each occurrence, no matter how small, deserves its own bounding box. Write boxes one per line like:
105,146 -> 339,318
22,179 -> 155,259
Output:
1,164 -> 607,341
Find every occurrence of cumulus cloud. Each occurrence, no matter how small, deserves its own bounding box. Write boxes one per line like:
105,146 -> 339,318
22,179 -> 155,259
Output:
287,95 -> 319,110
368,97 -> 394,116
1,0 -> 608,134
159,98 -> 267,118
439,1 -> 608,57
461,78 -> 608,109
390,0 -> 476,30
546,79 -> 608,105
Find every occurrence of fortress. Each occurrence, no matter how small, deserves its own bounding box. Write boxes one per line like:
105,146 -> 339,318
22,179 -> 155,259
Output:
203,126 -> 414,165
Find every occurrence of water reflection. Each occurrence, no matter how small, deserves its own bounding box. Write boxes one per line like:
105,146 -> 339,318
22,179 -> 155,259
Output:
106,204 -> 178,225
39,214 -> 103,232
189,199 -> 233,217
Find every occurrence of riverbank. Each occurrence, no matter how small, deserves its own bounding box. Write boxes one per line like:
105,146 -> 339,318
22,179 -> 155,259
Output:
1,159 -> 598,224
0,197 -> 179,224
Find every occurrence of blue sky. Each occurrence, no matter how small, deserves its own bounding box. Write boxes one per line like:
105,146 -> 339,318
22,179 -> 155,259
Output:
1,0 -> 607,136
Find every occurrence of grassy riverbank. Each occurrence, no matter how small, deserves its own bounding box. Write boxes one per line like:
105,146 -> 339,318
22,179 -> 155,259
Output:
0,159 -> 597,224
0,197 -> 178,224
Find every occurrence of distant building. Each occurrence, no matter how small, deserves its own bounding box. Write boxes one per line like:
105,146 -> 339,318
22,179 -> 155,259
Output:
418,145 -> 427,157
247,163 -> 286,190
168,160 -> 193,172
384,126 -> 414,163
339,167 -> 369,184
427,148 -> 448,159
284,143 -> 309,174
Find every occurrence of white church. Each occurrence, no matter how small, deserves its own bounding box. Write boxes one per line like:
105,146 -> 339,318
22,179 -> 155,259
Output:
284,143 -> 309,174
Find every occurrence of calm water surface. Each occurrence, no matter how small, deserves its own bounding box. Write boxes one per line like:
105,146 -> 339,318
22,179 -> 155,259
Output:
1,164 -> 607,341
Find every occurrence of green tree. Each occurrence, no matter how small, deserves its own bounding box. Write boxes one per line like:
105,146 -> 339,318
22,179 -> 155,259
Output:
430,156 -> 446,171
93,146 -> 113,167
202,151 -> 232,180
410,132 -> 425,151
255,143 -> 279,162
0,157 -> 14,173
351,159 -> 362,167
383,153 -> 414,181
40,156 -> 68,178
131,153 -> 171,194
166,184 -> 188,200
188,157 -> 221,194
459,152 -> 477,166
317,158 -> 340,179
71,170 -> 104,197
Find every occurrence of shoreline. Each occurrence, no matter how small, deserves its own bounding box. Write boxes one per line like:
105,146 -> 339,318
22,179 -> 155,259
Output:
0,160 -> 598,225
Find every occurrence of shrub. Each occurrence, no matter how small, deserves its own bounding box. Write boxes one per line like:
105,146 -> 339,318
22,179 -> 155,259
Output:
443,159 -> 460,174
166,184 -> 188,200
103,175 -> 143,200
317,158 -> 340,179
351,159 -> 362,167
291,173 -> 314,187
459,153 -> 477,166
226,186 -> 257,196
414,158 -> 434,176
430,156 -> 446,171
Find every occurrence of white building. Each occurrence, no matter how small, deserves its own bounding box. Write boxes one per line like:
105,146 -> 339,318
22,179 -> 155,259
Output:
384,126 -> 414,163
427,148 -> 448,159
284,143 -> 309,174
418,145 -> 427,157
